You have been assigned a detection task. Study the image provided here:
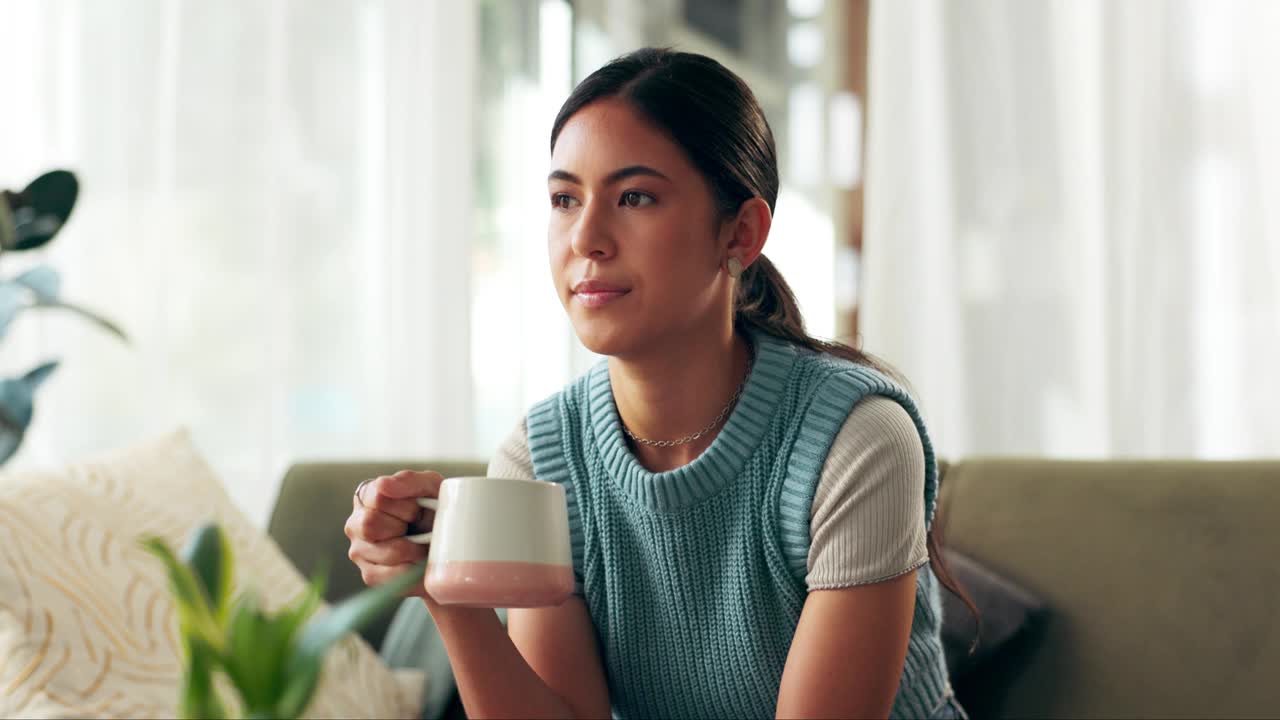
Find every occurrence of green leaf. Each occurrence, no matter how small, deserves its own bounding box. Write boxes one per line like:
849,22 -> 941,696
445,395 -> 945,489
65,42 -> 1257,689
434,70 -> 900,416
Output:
29,299 -> 129,343
279,564 -> 327,642
295,562 -> 423,661
221,592 -> 279,712
277,563 -> 425,719
248,569 -> 327,718
181,524 -> 235,623
275,652 -> 323,720
179,636 -> 227,720
0,361 -> 57,465
0,283 -> 22,340
9,169 -> 77,251
0,191 -> 15,252
139,536 -> 221,648
141,536 -> 208,612
13,265 -> 60,302
223,576 -> 333,718
21,361 -> 59,389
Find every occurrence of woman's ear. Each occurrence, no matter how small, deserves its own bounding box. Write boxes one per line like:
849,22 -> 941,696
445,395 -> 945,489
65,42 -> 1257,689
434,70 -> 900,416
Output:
722,197 -> 772,270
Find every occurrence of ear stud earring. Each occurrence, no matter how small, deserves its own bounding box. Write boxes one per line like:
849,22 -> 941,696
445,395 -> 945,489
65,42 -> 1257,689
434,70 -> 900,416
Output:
727,257 -> 744,279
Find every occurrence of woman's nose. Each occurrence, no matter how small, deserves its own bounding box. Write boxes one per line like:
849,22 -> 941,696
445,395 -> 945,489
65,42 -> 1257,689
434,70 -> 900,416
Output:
570,202 -> 616,260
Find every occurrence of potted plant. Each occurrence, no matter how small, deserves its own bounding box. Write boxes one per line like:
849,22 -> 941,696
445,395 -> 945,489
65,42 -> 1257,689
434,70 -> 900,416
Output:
143,523 -> 424,719
0,169 -> 127,464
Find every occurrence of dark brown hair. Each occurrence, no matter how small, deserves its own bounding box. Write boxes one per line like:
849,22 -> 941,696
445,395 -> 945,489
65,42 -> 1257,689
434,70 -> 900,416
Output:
551,47 -> 978,636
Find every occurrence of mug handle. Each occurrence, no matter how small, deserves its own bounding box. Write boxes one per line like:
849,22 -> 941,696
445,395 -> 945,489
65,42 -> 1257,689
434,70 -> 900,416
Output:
405,497 -> 439,545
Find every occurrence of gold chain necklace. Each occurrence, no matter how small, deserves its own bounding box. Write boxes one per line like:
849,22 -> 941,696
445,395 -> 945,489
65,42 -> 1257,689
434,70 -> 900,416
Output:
621,353 -> 752,448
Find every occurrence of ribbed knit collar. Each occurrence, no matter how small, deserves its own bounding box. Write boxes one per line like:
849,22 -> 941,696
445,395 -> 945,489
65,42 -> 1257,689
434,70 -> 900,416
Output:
588,329 -> 797,512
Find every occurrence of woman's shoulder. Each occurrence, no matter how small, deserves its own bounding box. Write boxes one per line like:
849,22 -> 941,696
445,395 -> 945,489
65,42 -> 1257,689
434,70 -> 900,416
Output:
787,354 -> 909,418
830,396 -> 924,461
487,416 -> 536,481
805,395 -> 928,588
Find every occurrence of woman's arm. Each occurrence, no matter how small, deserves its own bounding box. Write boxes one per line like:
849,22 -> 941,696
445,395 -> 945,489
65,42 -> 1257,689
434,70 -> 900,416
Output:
507,598 -> 612,718
775,570 -> 918,720
428,595 -> 611,720
778,396 -> 927,717
433,418 -> 609,718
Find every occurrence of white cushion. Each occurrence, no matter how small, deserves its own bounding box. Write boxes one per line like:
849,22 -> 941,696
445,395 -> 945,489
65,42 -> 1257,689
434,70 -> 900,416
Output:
0,428 -> 424,719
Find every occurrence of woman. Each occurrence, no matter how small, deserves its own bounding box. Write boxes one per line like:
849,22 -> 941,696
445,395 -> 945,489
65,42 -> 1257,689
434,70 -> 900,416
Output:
346,48 -> 970,719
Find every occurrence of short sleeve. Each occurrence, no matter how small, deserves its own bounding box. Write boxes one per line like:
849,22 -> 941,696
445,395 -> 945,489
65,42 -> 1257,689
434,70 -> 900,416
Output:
486,417 -> 584,595
806,396 -> 929,590
486,417 -> 537,481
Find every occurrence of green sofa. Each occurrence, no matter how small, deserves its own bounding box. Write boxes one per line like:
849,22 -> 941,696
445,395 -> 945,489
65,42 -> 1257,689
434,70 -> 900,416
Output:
267,458 -> 1280,719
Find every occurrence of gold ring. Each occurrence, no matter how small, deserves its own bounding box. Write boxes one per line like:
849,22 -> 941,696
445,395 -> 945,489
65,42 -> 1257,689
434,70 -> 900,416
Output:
354,478 -> 373,508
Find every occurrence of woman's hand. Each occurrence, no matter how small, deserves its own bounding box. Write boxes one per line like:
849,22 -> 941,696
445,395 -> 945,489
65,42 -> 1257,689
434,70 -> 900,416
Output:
344,469 -> 445,598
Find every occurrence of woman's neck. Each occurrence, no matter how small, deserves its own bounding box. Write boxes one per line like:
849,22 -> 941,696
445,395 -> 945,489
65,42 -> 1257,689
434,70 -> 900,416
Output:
609,327 -> 753,473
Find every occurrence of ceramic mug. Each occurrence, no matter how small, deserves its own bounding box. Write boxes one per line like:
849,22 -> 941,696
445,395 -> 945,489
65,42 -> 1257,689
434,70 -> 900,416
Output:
406,476 -> 575,608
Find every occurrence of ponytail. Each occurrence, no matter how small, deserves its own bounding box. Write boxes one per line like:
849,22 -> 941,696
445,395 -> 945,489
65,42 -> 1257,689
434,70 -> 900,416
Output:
734,254 -> 889,374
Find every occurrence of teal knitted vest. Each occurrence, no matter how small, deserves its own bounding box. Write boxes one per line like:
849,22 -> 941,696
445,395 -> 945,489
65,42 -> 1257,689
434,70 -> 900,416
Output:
526,330 -> 951,719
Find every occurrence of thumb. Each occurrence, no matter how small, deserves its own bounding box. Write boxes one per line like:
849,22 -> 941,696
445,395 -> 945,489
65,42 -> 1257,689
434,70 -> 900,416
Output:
377,469 -> 445,500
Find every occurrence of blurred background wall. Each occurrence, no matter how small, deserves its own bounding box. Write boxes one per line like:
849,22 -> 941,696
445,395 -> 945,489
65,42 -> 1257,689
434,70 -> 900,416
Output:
865,0 -> 1280,460
1,0 -> 1276,525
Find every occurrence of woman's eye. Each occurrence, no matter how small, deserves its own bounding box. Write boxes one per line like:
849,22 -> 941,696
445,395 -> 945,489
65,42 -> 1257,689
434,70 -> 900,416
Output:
621,191 -> 654,208
551,193 -> 579,210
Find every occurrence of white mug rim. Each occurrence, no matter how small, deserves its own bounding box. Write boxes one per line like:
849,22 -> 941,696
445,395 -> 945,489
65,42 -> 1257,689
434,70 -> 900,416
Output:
442,476 -> 560,489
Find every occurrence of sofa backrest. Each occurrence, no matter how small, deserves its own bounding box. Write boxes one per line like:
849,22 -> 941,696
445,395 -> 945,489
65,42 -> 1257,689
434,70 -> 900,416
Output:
270,456 -> 1280,716
937,458 -> 1280,718
268,460 -> 487,650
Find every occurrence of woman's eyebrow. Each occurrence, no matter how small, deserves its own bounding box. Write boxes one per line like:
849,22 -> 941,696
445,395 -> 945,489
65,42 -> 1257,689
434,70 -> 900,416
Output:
547,165 -> 672,185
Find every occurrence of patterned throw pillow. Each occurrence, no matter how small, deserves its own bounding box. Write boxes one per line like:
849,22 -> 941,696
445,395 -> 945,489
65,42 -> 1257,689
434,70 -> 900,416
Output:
0,428 -> 424,719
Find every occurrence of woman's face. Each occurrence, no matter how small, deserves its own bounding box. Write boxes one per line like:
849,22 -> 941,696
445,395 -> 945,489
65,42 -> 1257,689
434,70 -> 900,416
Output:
548,98 -> 731,357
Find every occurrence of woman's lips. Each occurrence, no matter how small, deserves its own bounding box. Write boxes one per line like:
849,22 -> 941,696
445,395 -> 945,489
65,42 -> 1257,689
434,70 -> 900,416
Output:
574,290 -> 629,308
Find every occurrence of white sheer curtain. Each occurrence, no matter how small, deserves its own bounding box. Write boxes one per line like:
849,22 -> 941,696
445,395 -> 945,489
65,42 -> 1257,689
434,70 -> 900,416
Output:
1,0 -> 478,524
863,0 -> 1280,459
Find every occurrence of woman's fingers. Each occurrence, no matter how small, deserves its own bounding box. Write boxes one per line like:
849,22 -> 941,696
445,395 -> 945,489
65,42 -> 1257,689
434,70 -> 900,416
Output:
348,536 -> 426,568
345,505 -> 410,543
355,470 -> 444,524
375,470 -> 445,501
355,558 -> 428,597
355,476 -> 422,525
346,469 -> 444,597
410,507 -> 435,535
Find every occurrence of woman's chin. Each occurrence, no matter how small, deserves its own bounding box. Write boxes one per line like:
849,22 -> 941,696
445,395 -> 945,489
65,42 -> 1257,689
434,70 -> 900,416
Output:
571,320 -> 640,357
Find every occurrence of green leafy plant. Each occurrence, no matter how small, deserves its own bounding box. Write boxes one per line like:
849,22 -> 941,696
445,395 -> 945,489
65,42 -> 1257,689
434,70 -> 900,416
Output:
1,169 -> 128,465
142,523 -> 424,719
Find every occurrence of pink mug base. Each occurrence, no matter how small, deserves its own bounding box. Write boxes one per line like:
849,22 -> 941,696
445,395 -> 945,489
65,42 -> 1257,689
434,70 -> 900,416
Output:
426,560 -> 575,608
